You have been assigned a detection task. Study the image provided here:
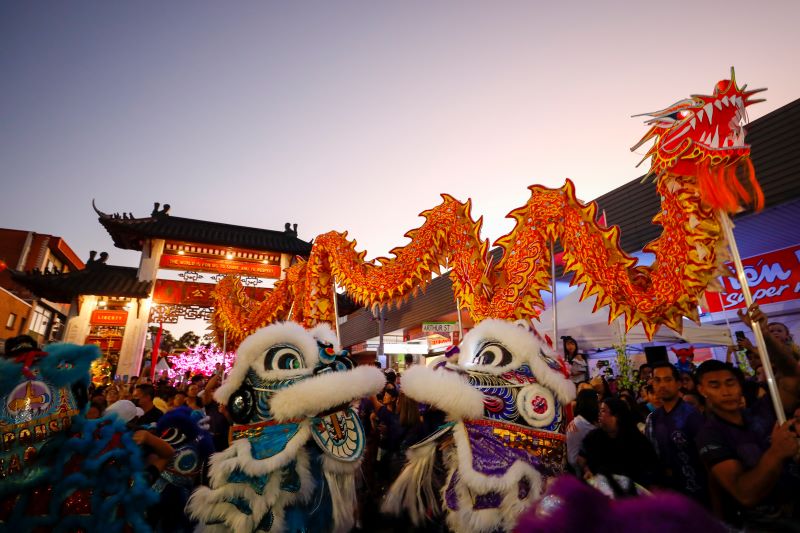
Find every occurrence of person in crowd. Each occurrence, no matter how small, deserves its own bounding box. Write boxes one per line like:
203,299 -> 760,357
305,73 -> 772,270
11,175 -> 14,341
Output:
738,303 -> 800,417
201,374 -> 230,452
679,371 -> 696,395
646,362 -> 708,504
383,368 -> 398,393
695,360 -> 800,529
590,375 -> 612,400
370,386 -> 404,492
567,389 -> 599,473
105,384 -> 121,407
580,398 -> 661,489
185,383 -> 204,411
682,391 -> 705,414
617,388 -> 644,426
172,390 -> 187,409
106,398 -> 144,426
638,363 -> 654,385
86,396 -> 106,419
767,321 -> 800,362
133,383 -> 164,425
564,336 -> 589,384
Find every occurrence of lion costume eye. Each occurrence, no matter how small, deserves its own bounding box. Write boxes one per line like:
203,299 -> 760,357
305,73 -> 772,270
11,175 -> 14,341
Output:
472,342 -> 513,368
263,344 -> 304,371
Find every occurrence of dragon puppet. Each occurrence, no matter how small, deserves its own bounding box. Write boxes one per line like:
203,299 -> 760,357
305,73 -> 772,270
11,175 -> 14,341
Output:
187,322 -> 385,532
212,68 -> 765,352
0,336 -> 155,532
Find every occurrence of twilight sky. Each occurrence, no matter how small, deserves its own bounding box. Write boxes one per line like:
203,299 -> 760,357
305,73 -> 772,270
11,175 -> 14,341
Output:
2,1 -> 799,270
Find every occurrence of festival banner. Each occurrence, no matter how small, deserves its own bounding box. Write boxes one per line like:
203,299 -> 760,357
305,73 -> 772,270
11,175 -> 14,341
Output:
704,244 -> 800,312
153,280 -> 271,307
90,310 -> 128,326
159,254 -> 282,278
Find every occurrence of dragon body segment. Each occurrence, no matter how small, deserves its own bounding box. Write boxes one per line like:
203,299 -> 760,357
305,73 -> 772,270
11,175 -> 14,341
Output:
212,71 -> 763,350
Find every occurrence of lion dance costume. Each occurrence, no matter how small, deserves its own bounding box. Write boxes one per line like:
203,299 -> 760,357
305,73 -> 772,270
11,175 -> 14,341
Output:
187,323 -> 384,532
0,338 -> 155,532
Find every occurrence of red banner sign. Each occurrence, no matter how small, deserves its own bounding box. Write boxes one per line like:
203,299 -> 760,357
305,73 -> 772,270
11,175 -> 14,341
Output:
85,335 -> 123,351
153,280 -> 271,307
90,310 -> 128,326
159,254 -> 282,278
705,244 -> 800,313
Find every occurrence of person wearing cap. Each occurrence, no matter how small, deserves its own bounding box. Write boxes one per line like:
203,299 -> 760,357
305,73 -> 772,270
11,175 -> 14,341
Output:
106,399 -> 145,423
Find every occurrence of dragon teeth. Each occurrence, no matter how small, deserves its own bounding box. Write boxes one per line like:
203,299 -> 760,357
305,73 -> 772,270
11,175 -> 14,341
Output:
722,96 -> 730,106
703,102 -> 714,123
698,109 -> 705,122
699,131 -> 707,143
714,100 -> 722,110
710,126 -> 720,148
690,117 -> 696,129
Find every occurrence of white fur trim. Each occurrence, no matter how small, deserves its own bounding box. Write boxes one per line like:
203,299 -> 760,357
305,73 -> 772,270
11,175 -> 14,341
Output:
215,322 -> 321,404
458,319 -> 576,404
308,323 -> 341,351
400,365 -> 485,420
443,421 -> 543,533
189,442 -> 315,532
208,421 -> 312,485
270,366 -> 385,421
383,440 -> 440,524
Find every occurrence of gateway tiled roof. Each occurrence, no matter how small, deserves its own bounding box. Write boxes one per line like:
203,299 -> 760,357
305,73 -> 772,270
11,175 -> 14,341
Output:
94,202 -> 313,255
11,264 -> 153,303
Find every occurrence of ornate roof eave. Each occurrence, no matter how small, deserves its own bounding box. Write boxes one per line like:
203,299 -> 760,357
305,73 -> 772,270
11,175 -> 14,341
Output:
92,200 -> 314,255
10,264 -> 153,303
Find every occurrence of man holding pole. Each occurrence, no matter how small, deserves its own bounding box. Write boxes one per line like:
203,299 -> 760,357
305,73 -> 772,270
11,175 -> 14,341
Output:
693,302 -> 800,528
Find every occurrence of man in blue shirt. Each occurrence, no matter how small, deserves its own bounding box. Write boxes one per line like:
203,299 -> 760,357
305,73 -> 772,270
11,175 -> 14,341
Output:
646,362 -> 708,504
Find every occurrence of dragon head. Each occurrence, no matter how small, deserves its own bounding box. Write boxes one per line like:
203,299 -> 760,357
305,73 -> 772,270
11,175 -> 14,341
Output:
399,319 -> 575,532
632,68 -> 766,211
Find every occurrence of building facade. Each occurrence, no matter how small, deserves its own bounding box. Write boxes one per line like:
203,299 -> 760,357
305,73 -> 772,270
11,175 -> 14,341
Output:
0,229 -> 84,349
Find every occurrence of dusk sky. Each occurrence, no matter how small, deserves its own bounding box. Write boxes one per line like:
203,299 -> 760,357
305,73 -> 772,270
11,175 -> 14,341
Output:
2,1 -> 799,270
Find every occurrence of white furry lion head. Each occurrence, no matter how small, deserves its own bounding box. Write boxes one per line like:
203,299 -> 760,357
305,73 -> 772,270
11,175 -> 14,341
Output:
214,322 -> 384,425
401,319 -> 576,428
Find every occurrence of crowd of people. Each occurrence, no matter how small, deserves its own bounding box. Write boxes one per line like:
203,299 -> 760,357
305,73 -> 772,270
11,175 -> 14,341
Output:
564,303 -> 800,531
79,303 -> 799,531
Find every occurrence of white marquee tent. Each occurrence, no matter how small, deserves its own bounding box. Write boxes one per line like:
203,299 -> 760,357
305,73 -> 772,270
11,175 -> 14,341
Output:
532,289 -> 732,353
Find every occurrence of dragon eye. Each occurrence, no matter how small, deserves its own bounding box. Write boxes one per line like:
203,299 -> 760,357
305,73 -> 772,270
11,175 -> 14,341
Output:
472,342 -> 513,367
263,344 -> 304,371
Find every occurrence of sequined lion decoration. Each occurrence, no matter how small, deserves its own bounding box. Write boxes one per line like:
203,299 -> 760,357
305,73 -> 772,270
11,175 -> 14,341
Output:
187,322 -> 385,532
382,319 -> 576,532
0,336 -> 155,531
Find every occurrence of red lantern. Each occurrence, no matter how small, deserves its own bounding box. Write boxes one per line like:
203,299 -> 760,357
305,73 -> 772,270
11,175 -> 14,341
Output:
0,259 -> 7,273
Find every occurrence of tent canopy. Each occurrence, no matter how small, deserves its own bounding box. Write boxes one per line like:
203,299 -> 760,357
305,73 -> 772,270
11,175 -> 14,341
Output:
532,289 -> 732,353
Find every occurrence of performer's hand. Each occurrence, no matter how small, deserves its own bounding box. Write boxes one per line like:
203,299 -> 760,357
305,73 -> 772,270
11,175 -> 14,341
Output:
133,429 -> 149,445
769,420 -> 799,461
738,303 -> 768,334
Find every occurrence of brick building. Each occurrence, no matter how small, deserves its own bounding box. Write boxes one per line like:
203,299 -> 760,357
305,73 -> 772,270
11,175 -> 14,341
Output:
0,229 -> 84,349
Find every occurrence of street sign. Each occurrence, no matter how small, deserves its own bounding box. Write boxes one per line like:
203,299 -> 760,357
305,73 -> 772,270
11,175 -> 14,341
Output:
422,322 -> 457,333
